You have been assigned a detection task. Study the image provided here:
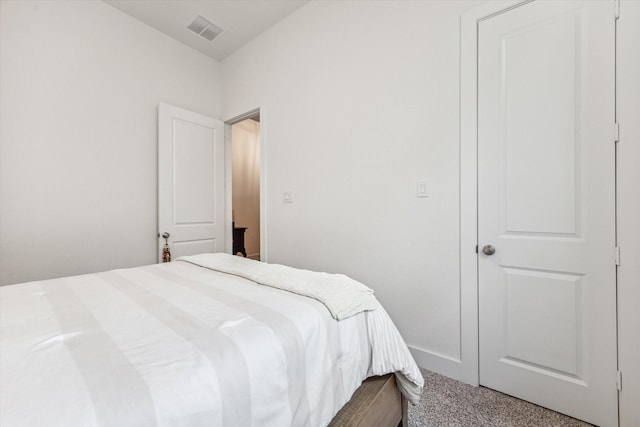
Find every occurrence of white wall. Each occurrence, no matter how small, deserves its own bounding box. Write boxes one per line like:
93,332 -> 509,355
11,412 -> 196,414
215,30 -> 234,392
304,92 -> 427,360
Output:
232,119 -> 261,259
222,0 -> 479,371
617,2 -> 640,426
0,0 -> 221,285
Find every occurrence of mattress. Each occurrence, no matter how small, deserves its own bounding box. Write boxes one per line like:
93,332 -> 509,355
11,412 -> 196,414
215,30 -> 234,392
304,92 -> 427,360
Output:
0,254 -> 423,426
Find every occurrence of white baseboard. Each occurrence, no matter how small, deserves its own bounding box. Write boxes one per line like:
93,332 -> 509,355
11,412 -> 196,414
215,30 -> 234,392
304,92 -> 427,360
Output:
408,345 -> 478,386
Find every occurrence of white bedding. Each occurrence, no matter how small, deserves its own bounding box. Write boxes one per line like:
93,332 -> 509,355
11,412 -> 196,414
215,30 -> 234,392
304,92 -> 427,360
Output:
0,255 -> 423,427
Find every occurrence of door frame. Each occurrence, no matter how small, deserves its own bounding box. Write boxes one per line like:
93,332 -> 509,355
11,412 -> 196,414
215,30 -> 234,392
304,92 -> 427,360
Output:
459,0 -> 543,387
224,108 -> 268,261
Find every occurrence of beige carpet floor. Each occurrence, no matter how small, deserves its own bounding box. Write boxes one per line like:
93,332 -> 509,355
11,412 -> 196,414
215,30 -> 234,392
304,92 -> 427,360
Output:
408,369 -> 594,427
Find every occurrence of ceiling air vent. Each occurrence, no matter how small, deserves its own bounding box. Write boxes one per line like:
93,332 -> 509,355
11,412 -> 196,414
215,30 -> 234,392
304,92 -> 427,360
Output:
187,15 -> 223,42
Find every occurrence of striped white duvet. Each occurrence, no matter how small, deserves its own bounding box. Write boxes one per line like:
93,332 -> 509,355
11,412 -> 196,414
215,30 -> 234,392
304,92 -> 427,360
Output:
0,255 -> 423,427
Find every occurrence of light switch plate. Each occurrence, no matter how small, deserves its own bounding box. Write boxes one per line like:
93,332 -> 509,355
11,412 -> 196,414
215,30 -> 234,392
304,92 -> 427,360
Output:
283,191 -> 294,203
417,180 -> 429,198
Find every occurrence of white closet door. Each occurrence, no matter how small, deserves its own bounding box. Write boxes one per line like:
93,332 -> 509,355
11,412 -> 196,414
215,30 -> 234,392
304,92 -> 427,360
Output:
158,103 -> 225,261
477,2 -> 617,426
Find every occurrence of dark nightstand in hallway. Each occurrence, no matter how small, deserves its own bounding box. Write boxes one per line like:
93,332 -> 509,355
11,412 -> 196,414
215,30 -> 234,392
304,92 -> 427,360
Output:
232,223 -> 247,257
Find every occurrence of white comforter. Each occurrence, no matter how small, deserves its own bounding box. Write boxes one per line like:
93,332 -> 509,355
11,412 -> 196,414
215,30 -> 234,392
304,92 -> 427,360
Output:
0,256 -> 423,427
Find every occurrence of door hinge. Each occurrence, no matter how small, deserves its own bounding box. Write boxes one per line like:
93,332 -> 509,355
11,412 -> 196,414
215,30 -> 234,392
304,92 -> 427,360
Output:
617,370 -> 622,391
614,122 -> 620,143
475,245 -> 478,254
615,246 -> 621,266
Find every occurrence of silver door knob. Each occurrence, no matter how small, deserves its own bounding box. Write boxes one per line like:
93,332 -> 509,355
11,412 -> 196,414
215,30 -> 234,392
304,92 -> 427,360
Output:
162,232 -> 170,239
482,245 -> 496,255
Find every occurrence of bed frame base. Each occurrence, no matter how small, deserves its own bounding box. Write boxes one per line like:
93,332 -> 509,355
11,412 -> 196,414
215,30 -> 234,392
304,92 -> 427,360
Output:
328,374 -> 408,427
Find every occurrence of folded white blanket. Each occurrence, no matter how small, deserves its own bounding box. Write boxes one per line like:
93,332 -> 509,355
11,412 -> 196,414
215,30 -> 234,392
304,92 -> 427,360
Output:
177,253 -> 379,320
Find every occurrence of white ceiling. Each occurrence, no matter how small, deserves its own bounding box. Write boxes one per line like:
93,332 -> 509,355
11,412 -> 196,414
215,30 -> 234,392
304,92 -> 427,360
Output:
103,0 -> 309,61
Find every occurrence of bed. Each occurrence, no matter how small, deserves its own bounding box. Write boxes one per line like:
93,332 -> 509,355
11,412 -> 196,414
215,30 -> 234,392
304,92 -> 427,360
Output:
0,253 -> 423,426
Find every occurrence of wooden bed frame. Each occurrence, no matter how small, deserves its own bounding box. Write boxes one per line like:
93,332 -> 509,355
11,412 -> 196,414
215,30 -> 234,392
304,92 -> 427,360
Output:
328,374 -> 408,427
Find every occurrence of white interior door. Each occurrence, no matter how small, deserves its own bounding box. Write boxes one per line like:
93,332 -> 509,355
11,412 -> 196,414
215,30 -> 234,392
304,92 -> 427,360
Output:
477,2 -> 617,426
158,103 -> 225,261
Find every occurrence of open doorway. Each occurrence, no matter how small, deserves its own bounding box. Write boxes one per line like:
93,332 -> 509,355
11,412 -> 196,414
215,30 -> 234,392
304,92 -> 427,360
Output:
229,112 -> 261,260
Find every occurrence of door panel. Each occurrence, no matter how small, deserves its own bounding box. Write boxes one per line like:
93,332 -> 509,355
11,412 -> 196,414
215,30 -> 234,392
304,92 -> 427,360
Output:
502,10 -> 580,235
502,267 -> 583,377
158,104 -> 225,261
173,120 -> 216,224
478,2 -> 617,426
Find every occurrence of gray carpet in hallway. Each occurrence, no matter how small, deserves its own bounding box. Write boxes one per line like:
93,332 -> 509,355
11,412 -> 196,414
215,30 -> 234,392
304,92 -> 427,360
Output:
408,369 -> 593,427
